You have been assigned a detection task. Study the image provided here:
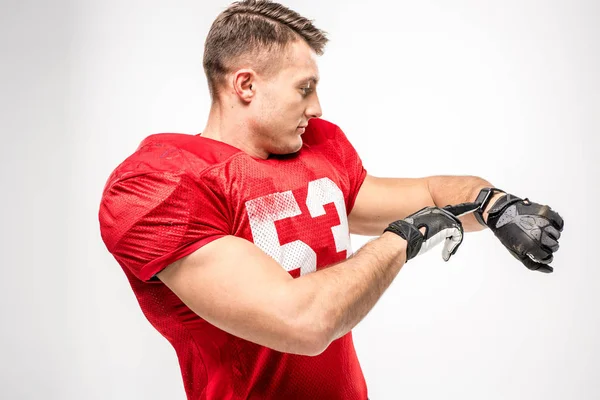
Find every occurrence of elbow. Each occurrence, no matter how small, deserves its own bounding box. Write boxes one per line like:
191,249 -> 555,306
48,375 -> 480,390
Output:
301,323 -> 334,356
269,282 -> 338,356
282,319 -> 333,357
277,309 -> 335,357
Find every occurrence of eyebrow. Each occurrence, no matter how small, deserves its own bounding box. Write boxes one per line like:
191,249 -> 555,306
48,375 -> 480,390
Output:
297,75 -> 319,85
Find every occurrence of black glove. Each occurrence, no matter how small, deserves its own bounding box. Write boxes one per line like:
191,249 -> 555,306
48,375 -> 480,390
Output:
484,193 -> 564,273
384,206 -> 464,262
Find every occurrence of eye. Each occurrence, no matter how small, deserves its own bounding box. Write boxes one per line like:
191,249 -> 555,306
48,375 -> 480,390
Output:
300,86 -> 314,96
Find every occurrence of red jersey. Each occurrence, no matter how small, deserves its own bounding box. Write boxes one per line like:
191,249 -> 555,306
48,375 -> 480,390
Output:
99,118 -> 368,399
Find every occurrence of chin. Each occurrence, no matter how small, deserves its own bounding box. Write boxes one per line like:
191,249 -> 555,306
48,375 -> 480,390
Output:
271,138 -> 303,156
289,136 -> 304,153
290,137 -> 303,153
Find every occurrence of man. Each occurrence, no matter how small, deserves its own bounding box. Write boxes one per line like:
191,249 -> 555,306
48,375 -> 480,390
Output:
99,1 -> 564,398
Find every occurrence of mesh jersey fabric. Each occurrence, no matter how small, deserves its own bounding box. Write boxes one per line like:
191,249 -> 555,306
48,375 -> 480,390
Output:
99,118 -> 369,400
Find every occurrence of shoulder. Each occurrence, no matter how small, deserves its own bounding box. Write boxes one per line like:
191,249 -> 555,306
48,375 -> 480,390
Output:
103,132 -> 241,188
302,118 -> 339,144
99,133 -> 239,237
99,133 -> 235,258
302,118 -> 358,157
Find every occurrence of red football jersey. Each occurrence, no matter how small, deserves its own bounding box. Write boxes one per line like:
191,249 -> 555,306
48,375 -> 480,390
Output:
99,118 -> 368,399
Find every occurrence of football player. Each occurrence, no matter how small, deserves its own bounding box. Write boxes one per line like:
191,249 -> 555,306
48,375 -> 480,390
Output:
99,1 -> 564,399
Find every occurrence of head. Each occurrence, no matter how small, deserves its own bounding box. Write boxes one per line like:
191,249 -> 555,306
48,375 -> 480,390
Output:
203,0 -> 328,156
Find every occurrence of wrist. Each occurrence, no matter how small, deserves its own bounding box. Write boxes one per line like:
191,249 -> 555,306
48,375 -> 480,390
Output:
473,187 -> 507,227
482,192 -> 507,224
383,219 -> 426,261
381,231 -> 409,263
381,230 -> 408,247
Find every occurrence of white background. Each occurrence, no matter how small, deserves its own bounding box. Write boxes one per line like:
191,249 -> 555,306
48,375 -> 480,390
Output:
1,0 -> 598,399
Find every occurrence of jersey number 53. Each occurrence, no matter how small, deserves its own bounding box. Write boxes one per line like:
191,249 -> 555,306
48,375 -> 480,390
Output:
245,177 -> 351,276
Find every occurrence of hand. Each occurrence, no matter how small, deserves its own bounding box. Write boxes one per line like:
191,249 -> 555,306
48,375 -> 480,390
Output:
384,206 -> 464,262
484,194 -> 564,273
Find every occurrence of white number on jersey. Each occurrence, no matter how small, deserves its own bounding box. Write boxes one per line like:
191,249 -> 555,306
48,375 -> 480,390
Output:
245,177 -> 350,276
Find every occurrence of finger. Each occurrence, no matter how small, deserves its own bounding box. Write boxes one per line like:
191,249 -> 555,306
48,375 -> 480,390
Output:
541,232 -> 560,252
435,207 -> 463,224
539,205 -> 564,231
521,255 -> 554,273
522,256 -> 554,272
442,228 -> 463,261
545,225 -> 561,241
527,251 -> 554,265
526,242 -> 553,264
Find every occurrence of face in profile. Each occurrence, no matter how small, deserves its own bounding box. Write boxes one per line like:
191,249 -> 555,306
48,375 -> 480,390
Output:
249,39 -> 323,155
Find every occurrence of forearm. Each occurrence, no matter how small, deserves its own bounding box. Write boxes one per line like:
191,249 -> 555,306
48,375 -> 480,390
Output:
349,175 -> 503,236
288,232 -> 407,350
426,175 -> 503,232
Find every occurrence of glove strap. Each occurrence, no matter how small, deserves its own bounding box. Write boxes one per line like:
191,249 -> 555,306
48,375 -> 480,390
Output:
474,187 -> 506,227
384,220 -> 424,261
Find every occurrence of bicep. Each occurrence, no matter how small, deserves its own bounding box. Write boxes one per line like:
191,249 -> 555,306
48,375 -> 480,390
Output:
348,174 -> 435,236
156,235 -> 322,355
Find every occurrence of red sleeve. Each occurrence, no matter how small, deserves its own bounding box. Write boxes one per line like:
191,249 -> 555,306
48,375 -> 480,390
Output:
99,171 -> 229,282
334,125 -> 367,214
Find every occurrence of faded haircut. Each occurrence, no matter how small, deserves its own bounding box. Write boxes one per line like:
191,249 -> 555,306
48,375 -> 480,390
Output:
203,0 -> 328,101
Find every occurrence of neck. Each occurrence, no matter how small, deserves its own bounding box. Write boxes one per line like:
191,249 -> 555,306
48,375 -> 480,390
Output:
201,101 -> 268,160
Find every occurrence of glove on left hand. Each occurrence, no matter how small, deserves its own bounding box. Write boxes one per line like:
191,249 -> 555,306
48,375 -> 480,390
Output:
485,194 -> 564,273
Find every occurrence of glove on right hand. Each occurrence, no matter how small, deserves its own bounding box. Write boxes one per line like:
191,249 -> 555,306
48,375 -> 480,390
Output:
384,206 -> 464,262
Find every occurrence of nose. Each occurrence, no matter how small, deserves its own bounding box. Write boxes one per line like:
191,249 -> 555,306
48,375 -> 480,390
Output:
306,94 -> 323,119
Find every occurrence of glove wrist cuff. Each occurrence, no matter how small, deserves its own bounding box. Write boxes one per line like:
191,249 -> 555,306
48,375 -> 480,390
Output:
474,187 -> 506,227
384,220 -> 423,261
485,194 -> 524,228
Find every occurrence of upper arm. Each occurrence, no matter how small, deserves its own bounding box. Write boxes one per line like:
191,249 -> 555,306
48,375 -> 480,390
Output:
99,157 -> 329,355
156,235 -> 329,356
348,174 -> 435,236
99,170 -> 230,281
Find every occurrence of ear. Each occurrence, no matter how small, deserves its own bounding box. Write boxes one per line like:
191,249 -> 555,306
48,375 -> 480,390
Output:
232,69 -> 256,103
